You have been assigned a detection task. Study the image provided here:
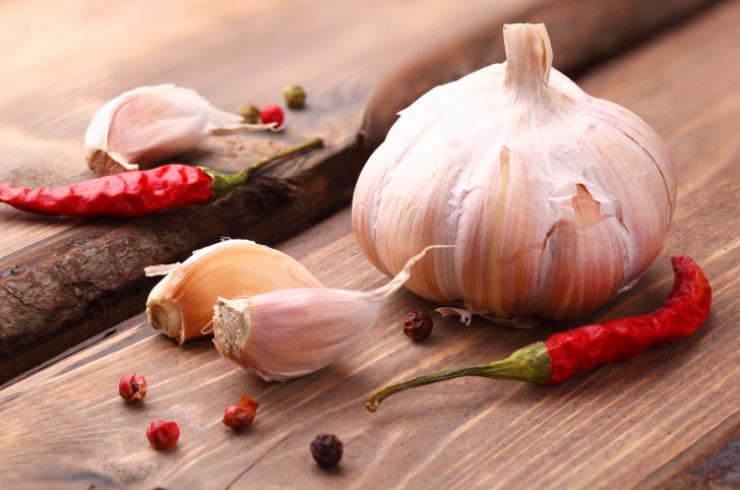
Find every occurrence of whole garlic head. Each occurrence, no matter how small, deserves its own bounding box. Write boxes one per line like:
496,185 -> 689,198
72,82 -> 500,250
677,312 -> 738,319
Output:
85,84 -> 275,175
352,24 -> 676,320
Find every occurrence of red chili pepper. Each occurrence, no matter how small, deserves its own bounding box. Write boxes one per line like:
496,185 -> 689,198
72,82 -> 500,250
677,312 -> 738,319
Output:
0,137 -> 322,218
365,256 -> 711,412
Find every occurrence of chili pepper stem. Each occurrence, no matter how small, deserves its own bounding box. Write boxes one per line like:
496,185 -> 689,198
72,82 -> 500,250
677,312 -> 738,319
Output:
204,136 -> 323,199
365,342 -> 551,412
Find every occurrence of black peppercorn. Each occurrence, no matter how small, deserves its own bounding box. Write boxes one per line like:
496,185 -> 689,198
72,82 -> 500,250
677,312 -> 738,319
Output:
403,310 -> 433,341
310,433 -> 343,468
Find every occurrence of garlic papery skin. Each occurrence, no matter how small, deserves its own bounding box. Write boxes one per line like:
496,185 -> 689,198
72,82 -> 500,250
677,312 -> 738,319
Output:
85,84 -> 277,175
145,240 -> 323,344
212,246 -> 443,381
352,23 -> 676,320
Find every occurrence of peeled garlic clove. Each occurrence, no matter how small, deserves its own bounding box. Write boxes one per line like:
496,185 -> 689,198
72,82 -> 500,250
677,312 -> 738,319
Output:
85,84 -> 277,175
145,239 -> 323,344
352,23 -> 676,320
213,246 -> 442,381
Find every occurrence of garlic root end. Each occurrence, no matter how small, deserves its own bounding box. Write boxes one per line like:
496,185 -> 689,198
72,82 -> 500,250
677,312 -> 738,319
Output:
213,298 -> 251,359
87,149 -> 139,176
146,299 -> 185,344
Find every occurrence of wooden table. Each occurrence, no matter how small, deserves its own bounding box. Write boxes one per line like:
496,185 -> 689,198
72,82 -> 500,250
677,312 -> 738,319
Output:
0,1 -> 738,488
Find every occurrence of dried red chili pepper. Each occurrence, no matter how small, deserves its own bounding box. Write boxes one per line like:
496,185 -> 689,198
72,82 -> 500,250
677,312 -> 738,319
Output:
366,256 -> 711,412
0,137 -> 322,218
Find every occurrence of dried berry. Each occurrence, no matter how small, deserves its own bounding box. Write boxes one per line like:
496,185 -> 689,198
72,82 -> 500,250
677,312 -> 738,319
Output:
118,373 -> 147,403
259,104 -> 284,127
237,104 -> 261,124
403,310 -> 433,341
223,394 -> 259,430
146,421 -> 180,450
310,433 -> 343,468
283,85 -> 306,109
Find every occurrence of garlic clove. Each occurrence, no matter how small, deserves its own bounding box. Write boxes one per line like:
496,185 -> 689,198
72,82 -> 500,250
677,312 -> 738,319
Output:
85,84 -> 277,175
145,239 -> 323,344
352,23 -> 676,321
213,290 -> 380,381
212,245 -> 445,381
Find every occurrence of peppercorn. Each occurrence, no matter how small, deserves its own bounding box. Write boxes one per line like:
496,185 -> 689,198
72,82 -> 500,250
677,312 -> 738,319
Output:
403,310 -> 433,341
118,373 -> 147,403
283,85 -> 307,109
223,394 -> 259,430
237,104 -> 261,124
259,104 -> 285,127
146,421 -> 180,450
310,433 -> 343,468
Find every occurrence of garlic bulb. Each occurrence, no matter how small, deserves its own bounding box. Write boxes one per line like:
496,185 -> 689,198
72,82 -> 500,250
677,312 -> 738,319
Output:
85,84 -> 277,175
145,240 -> 323,344
352,24 -> 675,320
213,246 -> 442,381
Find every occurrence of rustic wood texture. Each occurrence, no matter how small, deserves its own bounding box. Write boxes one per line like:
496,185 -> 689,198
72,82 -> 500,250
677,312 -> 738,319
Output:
0,0 -> 717,383
1,2 -> 738,487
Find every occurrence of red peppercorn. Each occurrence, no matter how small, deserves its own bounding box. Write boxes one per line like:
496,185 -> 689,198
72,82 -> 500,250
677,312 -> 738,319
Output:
259,104 -> 285,127
310,433 -> 343,468
403,310 -> 433,341
146,421 -> 180,450
223,394 -> 259,430
118,373 -> 147,403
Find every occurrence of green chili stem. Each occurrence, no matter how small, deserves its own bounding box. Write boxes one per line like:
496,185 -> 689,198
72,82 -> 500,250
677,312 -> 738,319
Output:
205,136 -> 323,198
364,341 -> 551,412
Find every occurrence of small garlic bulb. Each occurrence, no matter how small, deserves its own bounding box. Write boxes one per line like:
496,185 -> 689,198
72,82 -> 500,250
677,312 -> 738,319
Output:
145,240 -> 322,344
85,84 -> 277,175
352,24 -> 676,320
212,246 -> 441,381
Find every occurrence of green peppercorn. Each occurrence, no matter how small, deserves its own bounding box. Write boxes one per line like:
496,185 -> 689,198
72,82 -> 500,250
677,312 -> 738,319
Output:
283,85 -> 307,110
237,104 -> 261,124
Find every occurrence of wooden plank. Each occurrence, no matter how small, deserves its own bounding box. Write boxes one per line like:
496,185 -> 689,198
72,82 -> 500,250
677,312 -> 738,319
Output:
0,0 -> 718,383
1,2 -> 738,487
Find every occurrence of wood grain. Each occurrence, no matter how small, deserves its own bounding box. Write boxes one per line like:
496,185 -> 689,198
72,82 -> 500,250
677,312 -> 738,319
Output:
1,2 -> 738,487
0,0 -> 717,383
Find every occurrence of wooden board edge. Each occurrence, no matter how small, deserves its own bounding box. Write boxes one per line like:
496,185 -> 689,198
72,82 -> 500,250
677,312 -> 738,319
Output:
638,411 -> 740,489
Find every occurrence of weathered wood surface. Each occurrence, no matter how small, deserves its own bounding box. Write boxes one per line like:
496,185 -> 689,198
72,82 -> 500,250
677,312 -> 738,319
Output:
1,2 -> 738,488
0,0 -> 717,383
